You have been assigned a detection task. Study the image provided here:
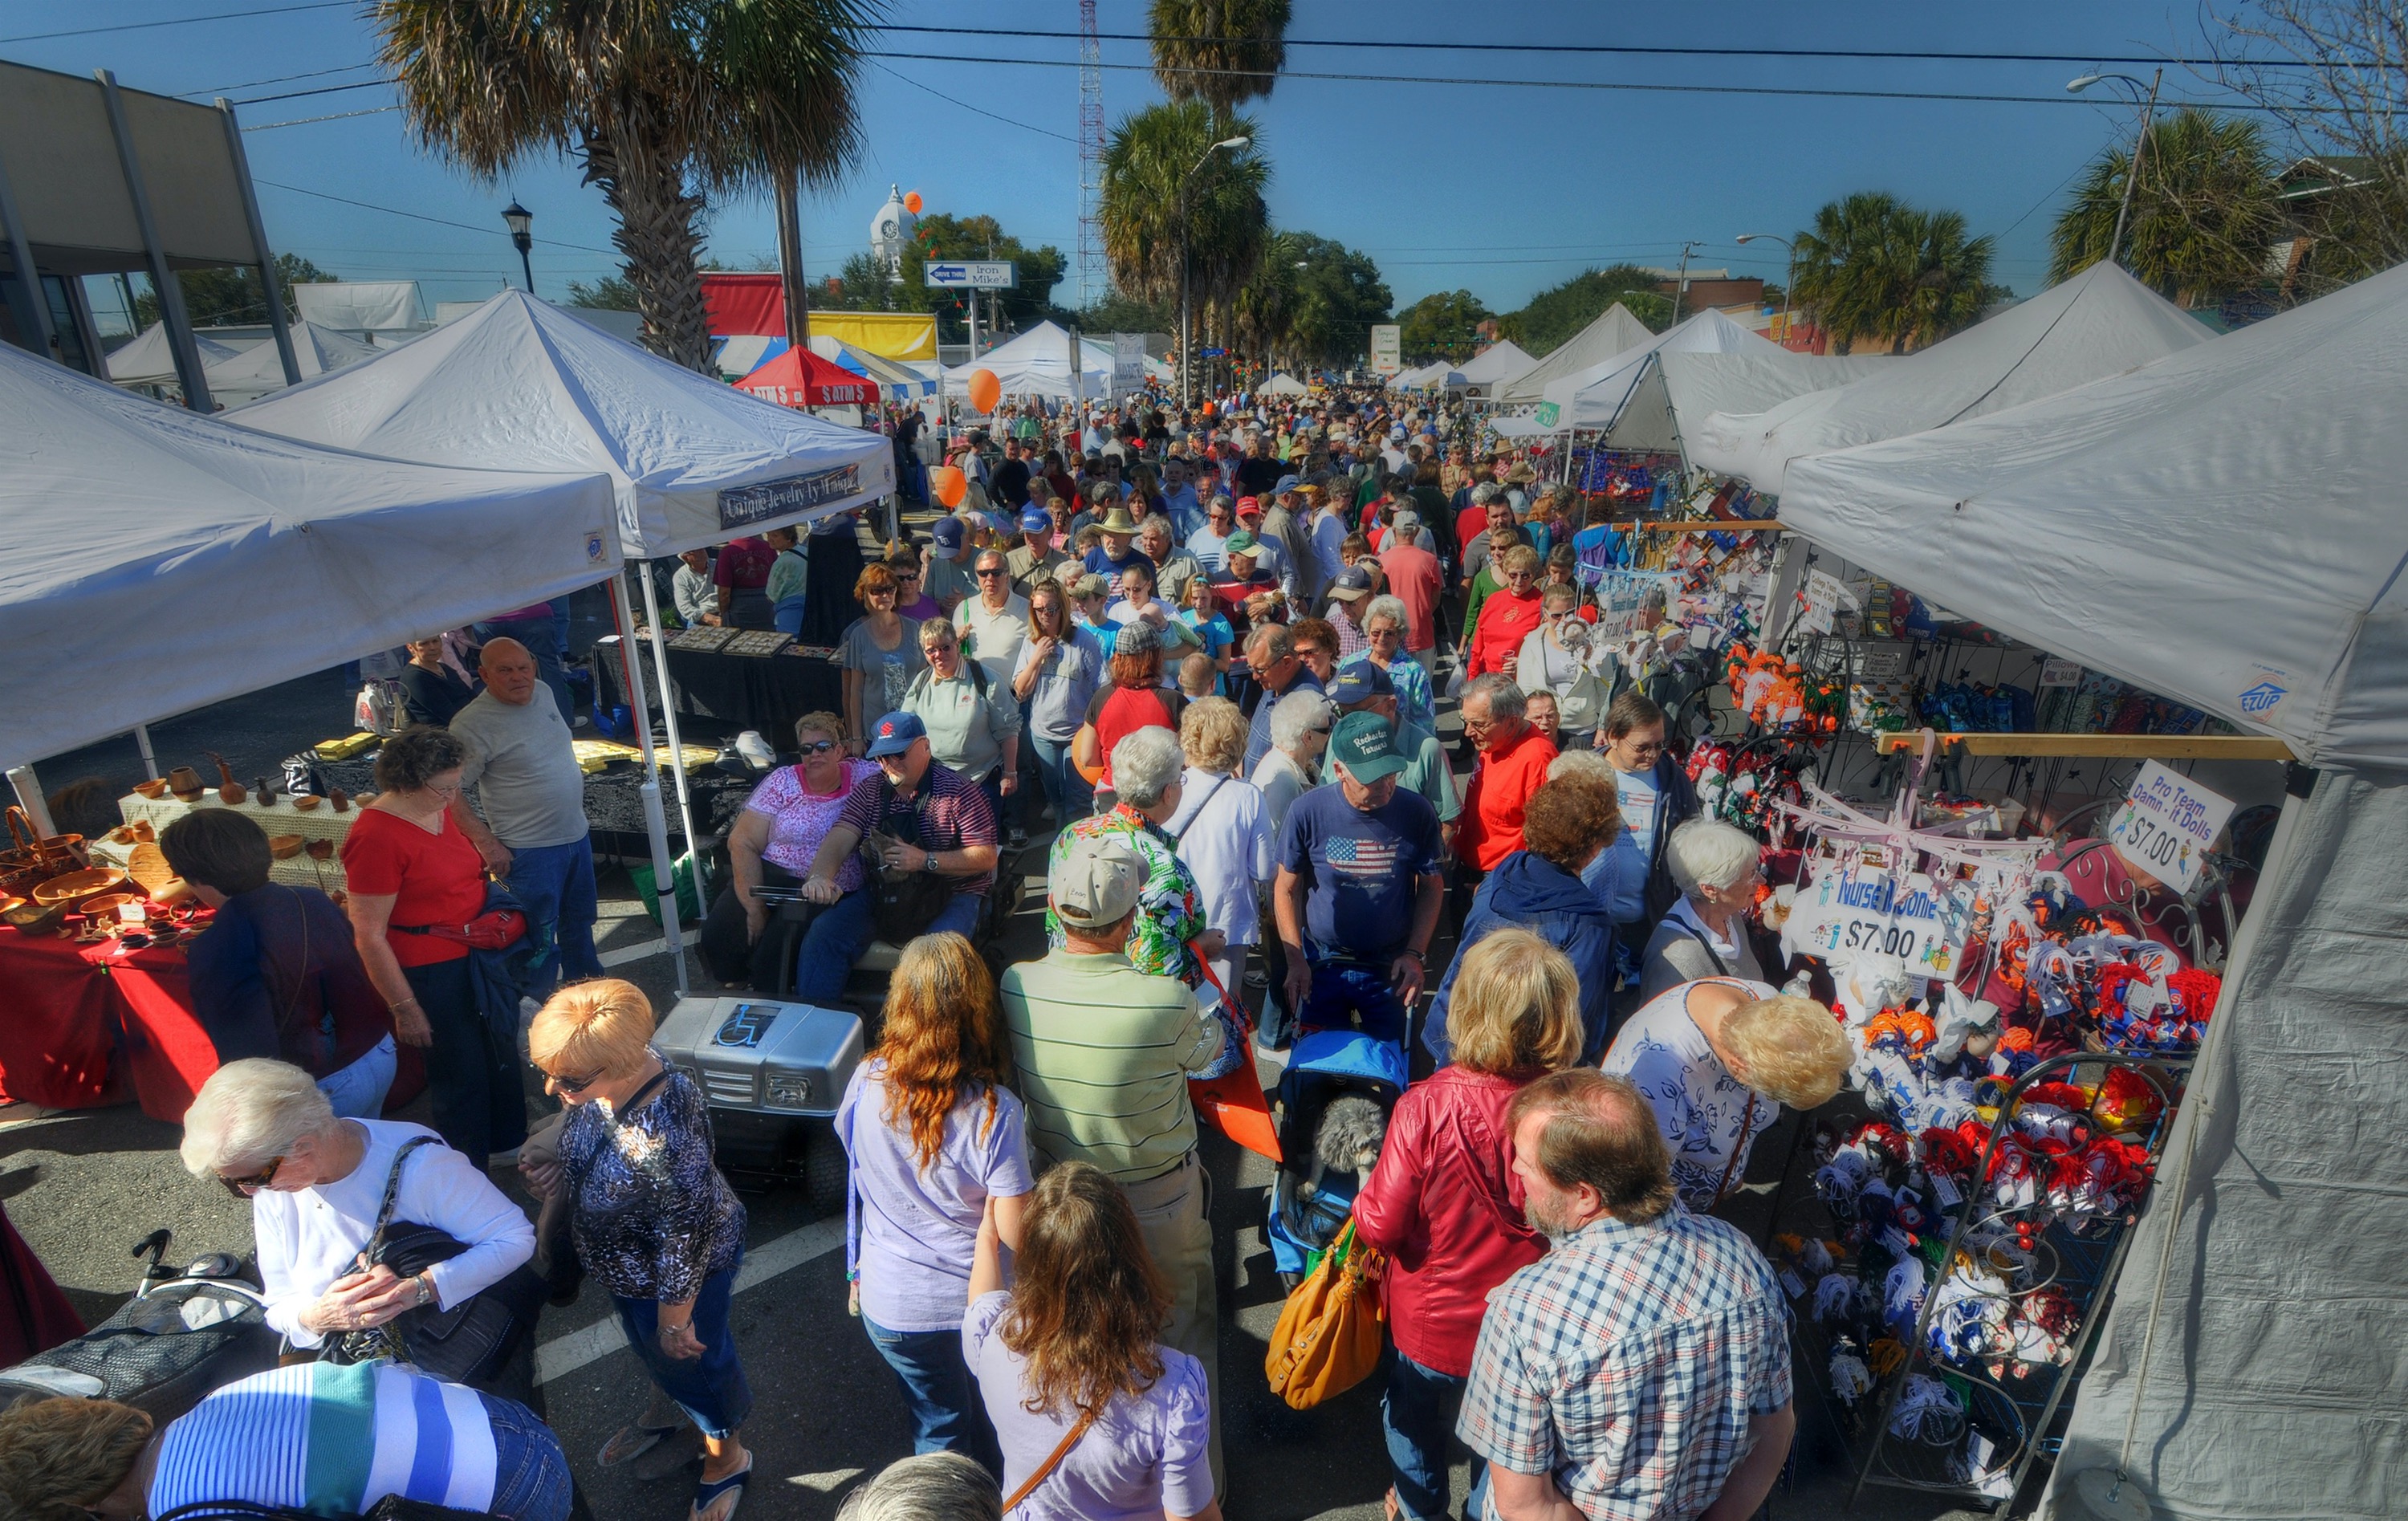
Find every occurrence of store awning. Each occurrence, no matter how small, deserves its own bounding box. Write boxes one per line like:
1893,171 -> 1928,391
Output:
735,345 -> 880,409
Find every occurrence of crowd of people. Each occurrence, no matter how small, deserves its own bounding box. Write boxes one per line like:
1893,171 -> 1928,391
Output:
0,384 -> 1861,1521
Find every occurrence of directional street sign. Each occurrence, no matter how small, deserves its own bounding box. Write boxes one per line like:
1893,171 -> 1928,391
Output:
924,260 -> 1018,290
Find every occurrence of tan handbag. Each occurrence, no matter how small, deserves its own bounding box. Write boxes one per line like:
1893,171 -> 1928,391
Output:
1263,1217 -> 1386,1410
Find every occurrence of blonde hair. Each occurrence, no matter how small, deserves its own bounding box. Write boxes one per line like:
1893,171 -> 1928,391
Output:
1446,928 -> 1584,1076
529,978 -> 657,1081
1179,696 -> 1247,775
1723,995 -> 1852,1108
0,1397 -> 153,1521
180,1058 -> 336,1177
1502,544 -> 1543,576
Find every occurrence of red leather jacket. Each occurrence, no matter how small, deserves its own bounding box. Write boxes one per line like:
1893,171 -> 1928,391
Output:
1352,1064 -> 1547,1377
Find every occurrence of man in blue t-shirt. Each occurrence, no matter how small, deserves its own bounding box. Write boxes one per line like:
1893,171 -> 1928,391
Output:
1273,711 -> 1445,1045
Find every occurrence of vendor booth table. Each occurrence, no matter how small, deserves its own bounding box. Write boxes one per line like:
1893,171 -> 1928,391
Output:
591,633 -> 842,740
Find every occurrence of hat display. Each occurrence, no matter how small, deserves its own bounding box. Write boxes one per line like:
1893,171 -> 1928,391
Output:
1223,530 -> 1261,558
1329,710 -> 1406,783
864,711 -> 927,758
1051,832 -> 1145,927
930,516 -> 967,558
1328,565 -> 1374,600
1327,662 -> 1393,706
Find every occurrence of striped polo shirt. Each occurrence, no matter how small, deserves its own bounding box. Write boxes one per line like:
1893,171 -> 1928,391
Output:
999,947 -> 1222,1183
148,1361 -> 498,1516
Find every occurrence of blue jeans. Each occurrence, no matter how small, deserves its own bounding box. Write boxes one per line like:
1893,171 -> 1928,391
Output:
615,1256 -> 752,1439
792,888 -> 983,1005
1300,954 -> 1412,1045
476,614 -> 574,726
481,1389 -> 576,1521
1384,1352 -> 1483,1521
861,1313 -> 1003,1473
506,835 -> 603,995
317,1035 -> 397,1119
1028,734 -> 1093,819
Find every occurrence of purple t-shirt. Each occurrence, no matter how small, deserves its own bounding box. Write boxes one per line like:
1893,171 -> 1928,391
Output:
963,1291 -> 1214,1521
743,758 -> 877,881
838,1063 -> 1034,1332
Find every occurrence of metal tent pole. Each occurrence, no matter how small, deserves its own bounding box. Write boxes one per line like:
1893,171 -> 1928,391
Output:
636,564 -> 706,901
608,571 -> 689,994
132,724 -> 161,782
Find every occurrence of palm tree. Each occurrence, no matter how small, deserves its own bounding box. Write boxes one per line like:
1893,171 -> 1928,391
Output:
1898,209 -> 1999,349
2049,108 -> 2278,307
1100,101 -> 1270,323
1792,193 -> 1997,352
1235,230 -> 1304,368
376,0 -> 881,372
1149,0 -> 1291,122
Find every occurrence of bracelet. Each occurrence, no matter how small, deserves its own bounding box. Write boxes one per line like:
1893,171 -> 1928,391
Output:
388,997 -> 421,1012
657,1321 -> 691,1340
1401,948 -> 1426,963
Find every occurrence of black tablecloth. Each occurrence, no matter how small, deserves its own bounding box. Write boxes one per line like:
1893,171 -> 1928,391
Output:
593,636 -> 844,741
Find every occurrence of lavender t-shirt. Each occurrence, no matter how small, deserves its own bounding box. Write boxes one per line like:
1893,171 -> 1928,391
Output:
963,1291 -> 1214,1521
838,1063 -> 1034,1332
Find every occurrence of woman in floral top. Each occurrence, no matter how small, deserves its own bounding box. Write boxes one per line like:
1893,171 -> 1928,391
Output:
1043,728 -> 1220,991
525,981 -> 753,1521
698,711 -> 876,988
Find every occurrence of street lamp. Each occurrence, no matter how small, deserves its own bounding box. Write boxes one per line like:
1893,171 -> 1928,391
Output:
1736,233 -> 1796,348
2068,69 -> 2162,270
502,200 -> 535,295
1178,135 -> 1249,408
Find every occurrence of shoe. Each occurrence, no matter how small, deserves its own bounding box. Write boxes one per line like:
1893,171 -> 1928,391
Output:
690,1454 -> 754,1521
598,1421 -> 681,1468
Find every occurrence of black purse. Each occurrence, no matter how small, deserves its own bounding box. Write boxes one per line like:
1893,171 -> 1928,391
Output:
863,784 -> 955,943
325,1137 -> 544,1389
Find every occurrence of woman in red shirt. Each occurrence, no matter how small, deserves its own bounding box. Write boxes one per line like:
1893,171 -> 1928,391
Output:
1353,928 -> 1585,1521
341,726 -> 527,1169
1464,544 -> 1545,679
1070,622 -> 1184,797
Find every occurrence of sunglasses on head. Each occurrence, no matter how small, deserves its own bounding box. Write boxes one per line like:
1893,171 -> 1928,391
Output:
798,739 -> 840,756
218,1156 -> 284,1197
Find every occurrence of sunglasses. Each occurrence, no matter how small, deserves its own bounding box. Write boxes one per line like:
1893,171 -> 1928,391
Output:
797,739 -> 840,756
546,1067 -> 605,1095
975,567 -> 1007,578
218,1156 -> 285,1197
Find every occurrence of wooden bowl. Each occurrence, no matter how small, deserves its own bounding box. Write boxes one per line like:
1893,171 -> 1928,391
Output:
2,899 -> 67,934
268,834 -> 306,860
134,779 -> 170,799
79,892 -> 141,921
33,868 -> 126,909
291,795 -> 323,811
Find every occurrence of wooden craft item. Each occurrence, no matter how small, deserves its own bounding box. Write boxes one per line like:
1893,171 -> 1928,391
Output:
267,834 -> 306,860
33,868 -> 125,909
168,767 -> 205,801
125,843 -> 178,897
209,753 -> 245,805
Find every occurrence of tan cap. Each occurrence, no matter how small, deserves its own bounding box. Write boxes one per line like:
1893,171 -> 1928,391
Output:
1050,832 -> 1143,927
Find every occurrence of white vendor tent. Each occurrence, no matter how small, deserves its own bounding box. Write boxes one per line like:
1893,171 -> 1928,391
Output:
1493,303 -> 1657,407
1454,338 -> 1536,396
1389,360 -> 1464,392
946,321 -> 1114,401
1775,260 -> 2408,1521
234,290 -> 895,558
202,321 -> 377,405
1602,349 -> 1891,455
1261,372 -> 1308,397
1541,307 -> 1783,433
811,335 -> 937,399
293,280 -> 425,336
1694,261 -> 2210,494
232,289 -> 893,991
104,323 -> 245,387
0,333 -> 618,774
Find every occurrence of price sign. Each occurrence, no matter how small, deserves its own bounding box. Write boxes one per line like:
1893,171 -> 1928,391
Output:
1790,857 -> 1976,977
1111,332 -> 1145,397
1796,567 -> 1845,636
2105,761 -> 2236,893
2038,657 -> 2083,688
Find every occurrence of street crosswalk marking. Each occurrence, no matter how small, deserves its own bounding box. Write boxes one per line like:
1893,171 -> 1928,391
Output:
534,1216 -> 844,1385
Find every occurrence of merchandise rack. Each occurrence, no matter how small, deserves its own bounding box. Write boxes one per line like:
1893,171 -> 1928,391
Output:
1800,1051 -> 2191,1512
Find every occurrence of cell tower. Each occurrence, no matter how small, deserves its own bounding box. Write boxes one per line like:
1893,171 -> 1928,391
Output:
1076,0 -> 1105,307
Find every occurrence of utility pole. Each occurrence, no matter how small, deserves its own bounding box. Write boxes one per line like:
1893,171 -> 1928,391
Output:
2109,69 -> 2163,269
1076,0 -> 1105,308
775,170 -> 808,358
1671,239 -> 1702,324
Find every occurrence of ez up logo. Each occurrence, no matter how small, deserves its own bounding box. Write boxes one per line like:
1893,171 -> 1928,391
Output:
2238,665 -> 2288,716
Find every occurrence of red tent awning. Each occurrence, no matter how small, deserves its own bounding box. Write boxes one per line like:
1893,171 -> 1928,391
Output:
702,272 -> 785,339
734,346 -> 877,408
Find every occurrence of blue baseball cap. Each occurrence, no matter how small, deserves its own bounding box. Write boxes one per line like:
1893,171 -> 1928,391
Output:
1327,662 -> 1393,706
1019,506 -> 1052,533
929,516 -> 966,557
864,711 -> 927,758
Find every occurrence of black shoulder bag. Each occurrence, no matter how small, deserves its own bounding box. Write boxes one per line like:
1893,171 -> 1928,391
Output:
863,776 -> 956,944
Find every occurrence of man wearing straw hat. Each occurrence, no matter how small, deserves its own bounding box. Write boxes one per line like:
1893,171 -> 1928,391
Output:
1082,499 -> 1150,582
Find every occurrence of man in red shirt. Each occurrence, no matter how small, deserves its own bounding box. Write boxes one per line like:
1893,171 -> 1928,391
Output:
1454,673 -> 1558,881
1379,509 -> 1445,673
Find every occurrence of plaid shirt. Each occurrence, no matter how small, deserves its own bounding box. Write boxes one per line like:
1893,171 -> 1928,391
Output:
1458,1204 -> 1792,1521
834,758 -> 999,895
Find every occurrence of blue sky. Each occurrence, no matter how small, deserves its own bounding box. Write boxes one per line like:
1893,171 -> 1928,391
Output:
2,1 -> 2272,318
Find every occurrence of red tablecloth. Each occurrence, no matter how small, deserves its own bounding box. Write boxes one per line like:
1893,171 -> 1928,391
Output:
0,925 -> 422,1123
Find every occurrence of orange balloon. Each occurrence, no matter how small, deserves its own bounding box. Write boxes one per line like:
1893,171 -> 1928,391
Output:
903,189 -> 924,214
930,465 -> 966,508
969,368 -> 1002,414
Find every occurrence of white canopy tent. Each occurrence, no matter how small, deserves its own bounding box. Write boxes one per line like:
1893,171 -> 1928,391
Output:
1693,261 -> 2210,494
1493,303 -> 1657,407
104,323 -> 245,387
1540,308 -> 1784,433
1260,372 -> 1308,397
1454,339 -> 1537,397
1776,260 -> 2408,1521
1388,360 -> 1464,392
945,321 -> 1113,401
293,281 -> 425,336
202,321 -> 378,405
0,332 -> 619,775
811,335 -> 936,399
1601,350 -> 1891,455
235,290 -> 896,987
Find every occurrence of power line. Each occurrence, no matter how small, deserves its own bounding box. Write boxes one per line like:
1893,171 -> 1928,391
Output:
253,177 -> 623,254
866,60 -> 1076,144
177,61 -> 382,100
244,105 -> 401,131
0,2 -> 351,46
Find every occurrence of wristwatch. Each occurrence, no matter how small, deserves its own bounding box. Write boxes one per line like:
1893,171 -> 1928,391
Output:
921,848 -> 939,874
413,1273 -> 435,1307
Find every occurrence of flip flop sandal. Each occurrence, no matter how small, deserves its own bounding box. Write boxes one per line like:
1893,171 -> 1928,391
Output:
597,1421 -> 681,1468
689,1455 -> 755,1521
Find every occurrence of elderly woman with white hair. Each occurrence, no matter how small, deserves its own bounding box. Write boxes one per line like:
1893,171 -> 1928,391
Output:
1601,981 -> 1851,1214
1638,817 -> 1768,1001
1044,725 -> 1224,995
1336,593 -> 1435,732
1163,697 -> 1273,1006
1251,688 -> 1336,840
178,1058 -> 538,1384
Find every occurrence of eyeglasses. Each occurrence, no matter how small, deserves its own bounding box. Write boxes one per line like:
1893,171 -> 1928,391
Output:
1504,571 -> 1538,585
897,571 -> 921,583
545,1067 -> 605,1095
1620,737 -> 1666,757
217,1156 -> 285,1197
1367,626 -> 1401,641
797,739 -> 840,757
975,567 -> 1007,578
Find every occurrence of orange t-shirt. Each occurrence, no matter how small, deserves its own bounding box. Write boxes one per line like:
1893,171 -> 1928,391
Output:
340,807 -> 489,966
1455,724 -> 1560,872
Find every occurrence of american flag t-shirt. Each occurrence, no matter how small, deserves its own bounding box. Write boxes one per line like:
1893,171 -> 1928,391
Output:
1324,834 -> 1400,878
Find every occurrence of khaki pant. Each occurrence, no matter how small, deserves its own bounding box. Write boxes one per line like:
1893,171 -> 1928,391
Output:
1121,1151 -> 1222,1494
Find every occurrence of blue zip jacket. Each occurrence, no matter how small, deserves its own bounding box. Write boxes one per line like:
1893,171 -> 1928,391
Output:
1425,850 -> 1620,1068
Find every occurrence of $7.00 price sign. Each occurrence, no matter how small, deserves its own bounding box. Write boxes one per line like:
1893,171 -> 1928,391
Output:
2105,760 -> 2237,894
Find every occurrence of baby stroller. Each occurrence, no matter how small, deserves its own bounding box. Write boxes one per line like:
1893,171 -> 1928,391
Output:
0,1230 -> 279,1421
1265,1029 -> 1407,1291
